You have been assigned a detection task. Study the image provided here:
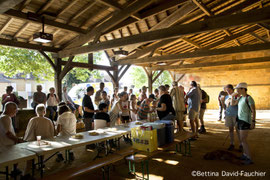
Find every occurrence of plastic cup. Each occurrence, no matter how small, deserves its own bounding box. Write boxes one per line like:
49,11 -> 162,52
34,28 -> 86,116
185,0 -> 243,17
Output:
37,136 -> 41,145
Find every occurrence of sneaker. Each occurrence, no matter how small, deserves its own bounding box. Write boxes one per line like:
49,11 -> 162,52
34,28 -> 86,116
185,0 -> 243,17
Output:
56,153 -> 64,162
69,152 -> 75,161
238,145 -> 243,152
238,154 -> 248,160
199,128 -> 206,134
241,158 -> 254,165
217,119 -> 222,121
227,144 -> 234,151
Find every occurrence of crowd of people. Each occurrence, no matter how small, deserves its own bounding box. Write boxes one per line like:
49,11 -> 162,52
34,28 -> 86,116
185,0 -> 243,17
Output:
0,80 -> 256,177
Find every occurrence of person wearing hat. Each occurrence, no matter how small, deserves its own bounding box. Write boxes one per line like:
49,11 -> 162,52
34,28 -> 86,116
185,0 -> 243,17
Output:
1,86 -> 20,130
139,86 -> 148,101
170,81 -> 185,133
235,82 -> 256,165
137,94 -> 156,120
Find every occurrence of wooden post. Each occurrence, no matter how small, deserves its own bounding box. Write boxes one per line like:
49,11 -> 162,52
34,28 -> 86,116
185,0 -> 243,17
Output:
148,71 -> 153,94
54,58 -> 62,101
113,66 -> 119,88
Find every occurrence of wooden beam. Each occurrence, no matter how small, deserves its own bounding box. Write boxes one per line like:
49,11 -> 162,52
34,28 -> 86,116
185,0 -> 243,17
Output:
17,0 -> 31,11
58,6 -> 270,58
106,70 -> 116,84
0,0 -> 23,14
120,42 -> 270,65
150,56 -> 270,70
13,22 -> 30,37
118,65 -> 131,81
192,0 -> 213,16
0,18 -> 13,34
249,32 -> 269,43
88,53 -> 93,71
56,0 -> 79,18
176,74 -> 186,82
64,0 -> 152,49
181,37 -> 202,48
68,1 -> 96,23
223,29 -> 241,46
60,61 -> 117,71
257,22 -> 270,31
59,56 -> 74,80
152,70 -> 164,83
175,64 -> 270,73
38,50 -> 56,71
0,38 -> 60,52
36,0 -> 56,14
118,0 -> 260,62
4,9 -> 86,34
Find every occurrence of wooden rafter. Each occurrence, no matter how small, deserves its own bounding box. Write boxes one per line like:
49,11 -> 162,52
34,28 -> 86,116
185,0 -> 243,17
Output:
249,32 -> 270,43
151,56 -> 270,71
121,42 -> 270,65
67,1 -> 96,24
64,0 -> 152,49
0,18 -> 13,34
118,65 -> 131,81
0,0 -> 24,13
38,50 -> 56,71
13,22 -> 30,38
60,61 -> 117,71
223,29 -> 241,46
36,0 -> 56,14
58,6 -> 270,58
4,10 -> 86,34
17,0 -> 31,11
181,37 -> 202,48
56,0 -> 79,18
59,56 -> 74,80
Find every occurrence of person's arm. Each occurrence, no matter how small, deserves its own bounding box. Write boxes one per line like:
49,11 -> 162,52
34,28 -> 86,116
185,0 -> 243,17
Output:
55,94 -> 59,103
84,107 -> 98,113
6,131 -> 20,143
2,95 -> 9,104
56,124 -> 62,135
156,103 -> 167,112
170,88 -> 175,97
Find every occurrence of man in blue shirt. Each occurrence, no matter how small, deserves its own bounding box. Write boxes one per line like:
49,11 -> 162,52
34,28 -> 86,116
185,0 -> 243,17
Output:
186,81 -> 200,139
224,84 -> 241,151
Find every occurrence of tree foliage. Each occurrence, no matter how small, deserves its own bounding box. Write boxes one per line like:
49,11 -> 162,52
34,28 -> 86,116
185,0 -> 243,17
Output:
0,46 -> 54,81
130,66 -> 172,90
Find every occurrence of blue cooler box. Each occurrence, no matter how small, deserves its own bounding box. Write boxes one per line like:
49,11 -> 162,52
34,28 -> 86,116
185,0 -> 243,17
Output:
143,123 -> 166,147
155,120 -> 174,144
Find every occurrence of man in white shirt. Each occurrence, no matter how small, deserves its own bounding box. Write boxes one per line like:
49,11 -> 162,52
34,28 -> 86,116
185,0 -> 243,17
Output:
24,104 -> 54,141
62,86 -> 81,115
94,82 -> 105,106
56,105 -> 76,136
0,102 -> 21,146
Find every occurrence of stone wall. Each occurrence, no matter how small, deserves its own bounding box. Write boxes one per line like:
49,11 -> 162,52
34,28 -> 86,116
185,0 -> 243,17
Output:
180,68 -> 270,110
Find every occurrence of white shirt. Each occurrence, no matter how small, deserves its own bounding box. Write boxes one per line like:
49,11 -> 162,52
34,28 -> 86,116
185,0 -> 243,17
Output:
47,94 -> 58,106
24,116 -> 54,141
57,112 -> 76,136
0,114 -> 16,146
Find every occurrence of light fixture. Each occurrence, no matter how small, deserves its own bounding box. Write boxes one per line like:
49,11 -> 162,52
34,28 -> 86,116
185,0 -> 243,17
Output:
33,17 -> 53,43
114,48 -> 128,57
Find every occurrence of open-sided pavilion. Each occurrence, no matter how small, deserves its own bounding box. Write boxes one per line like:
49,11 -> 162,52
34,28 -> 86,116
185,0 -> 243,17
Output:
1,0 -> 270,102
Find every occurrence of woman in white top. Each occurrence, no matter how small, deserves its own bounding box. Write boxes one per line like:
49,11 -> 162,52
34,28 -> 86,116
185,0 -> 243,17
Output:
24,104 -> 54,141
47,87 -> 59,121
56,105 -> 76,136
119,92 -> 130,123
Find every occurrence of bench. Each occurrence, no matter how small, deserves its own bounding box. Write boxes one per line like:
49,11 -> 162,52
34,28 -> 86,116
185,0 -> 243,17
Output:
41,147 -> 138,180
126,154 -> 149,180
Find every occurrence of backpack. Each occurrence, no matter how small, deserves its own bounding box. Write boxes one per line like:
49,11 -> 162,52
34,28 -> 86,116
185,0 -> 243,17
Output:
205,93 -> 210,103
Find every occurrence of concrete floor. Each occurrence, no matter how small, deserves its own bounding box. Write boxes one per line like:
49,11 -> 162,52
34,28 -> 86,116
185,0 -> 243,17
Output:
1,110 -> 269,180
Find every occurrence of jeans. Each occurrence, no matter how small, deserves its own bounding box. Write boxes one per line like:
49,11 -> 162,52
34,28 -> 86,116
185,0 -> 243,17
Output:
83,118 -> 93,131
47,106 -> 57,121
219,105 -> 226,120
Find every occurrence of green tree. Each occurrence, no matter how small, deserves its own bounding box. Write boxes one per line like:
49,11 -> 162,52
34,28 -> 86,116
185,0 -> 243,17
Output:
0,46 -> 54,80
130,67 -> 172,90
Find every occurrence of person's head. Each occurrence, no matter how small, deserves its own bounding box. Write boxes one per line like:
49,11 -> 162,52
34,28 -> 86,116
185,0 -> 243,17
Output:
225,84 -> 234,94
98,103 -> 108,112
35,104 -> 46,117
172,81 -> 178,87
63,86 -> 67,92
119,91 -> 128,101
165,84 -> 170,91
49,87 -> 55,94
6,86 -> 13,94
129,89 -> 133,94
3,102 -> 17,117
139,89 -> 142,93
124,86 -> 128,92
101,91 -> 107,99
159,85 -> 166,95
148,94 -> 156,102
154,88 -> 159,95
179,85 -> 184,91
100,82 -> 105,90
142,86 -> 147,93
130,94 -> 136,101
37,85 -> 42,92
58,105 -> 70,116
86,86 -> 94,96
190,81 -> 197,88
235,82 -> 248,95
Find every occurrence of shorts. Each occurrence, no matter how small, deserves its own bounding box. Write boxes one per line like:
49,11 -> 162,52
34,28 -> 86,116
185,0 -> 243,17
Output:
237,119 -> 251,130
225,116 -> 237,127
199,108 -> 206,120
121,116 -> 130,123
188,109 -> 198,120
